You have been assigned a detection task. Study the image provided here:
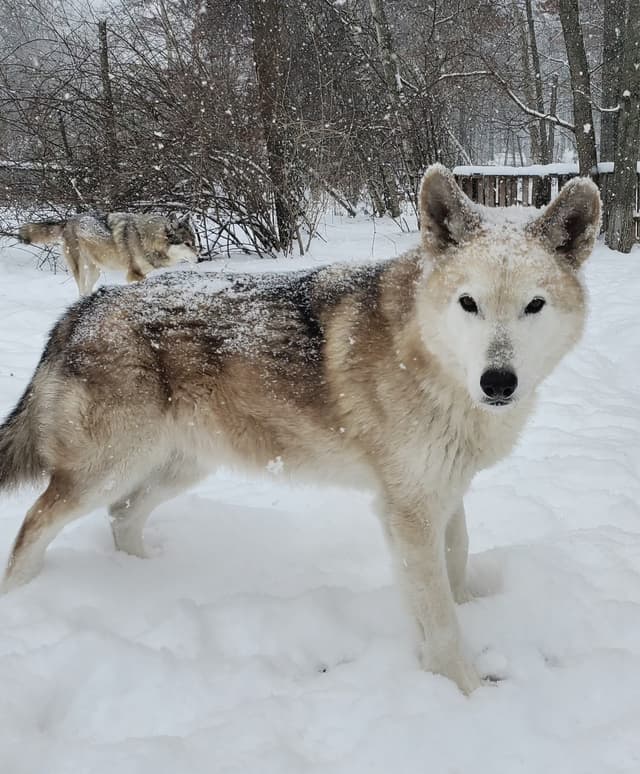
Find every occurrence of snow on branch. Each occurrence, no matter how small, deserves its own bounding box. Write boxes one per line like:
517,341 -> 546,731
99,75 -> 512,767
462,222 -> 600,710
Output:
435,70 -> 491,82
489,71 -> 576,132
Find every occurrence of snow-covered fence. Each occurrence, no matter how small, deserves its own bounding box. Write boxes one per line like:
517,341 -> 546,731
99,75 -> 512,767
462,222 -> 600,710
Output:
453,164 -> 576,208
453,163 -> 640,240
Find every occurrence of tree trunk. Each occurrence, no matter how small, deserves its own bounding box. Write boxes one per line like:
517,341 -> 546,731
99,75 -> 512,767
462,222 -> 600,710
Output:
98,20 -> 119,204
558,0 -> 598,177
380,164 -> 401,218
249,0 -> 295,252
519,4 -> 553,206
606,0 -> 640,252
525,0 -> 550,163
547,74 -> 558,160
516,2 -> 542,163
368,0 -> 412,213
368,178 -> 386,217
601,0 -> 627,161
368,0 -> 403,106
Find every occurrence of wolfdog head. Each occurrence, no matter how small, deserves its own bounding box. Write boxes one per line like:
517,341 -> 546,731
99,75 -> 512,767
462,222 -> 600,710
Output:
417,165 -> 601,410
166,213 -> 199,264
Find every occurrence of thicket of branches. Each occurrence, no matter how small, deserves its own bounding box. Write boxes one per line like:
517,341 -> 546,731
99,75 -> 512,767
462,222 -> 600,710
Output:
0,0 -> 637,255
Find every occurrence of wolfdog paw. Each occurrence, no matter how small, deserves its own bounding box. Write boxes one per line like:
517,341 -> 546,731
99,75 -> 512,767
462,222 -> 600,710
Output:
1,552 -> 44,593
1,569 -> 34,594
112,535 -> 147,558
446,659 -> 482,695
421,647 -> 482,695
0,575 -> 15,595
452,585 -> 475,604
117,544 -> 148,559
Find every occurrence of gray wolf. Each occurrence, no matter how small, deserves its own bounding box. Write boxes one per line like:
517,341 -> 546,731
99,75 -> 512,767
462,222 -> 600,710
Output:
0,166 -> 600,693
19,211 -> 198,295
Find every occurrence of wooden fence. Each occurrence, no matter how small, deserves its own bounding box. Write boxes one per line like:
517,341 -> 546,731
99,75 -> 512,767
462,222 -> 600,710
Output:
452,164 -> 640,239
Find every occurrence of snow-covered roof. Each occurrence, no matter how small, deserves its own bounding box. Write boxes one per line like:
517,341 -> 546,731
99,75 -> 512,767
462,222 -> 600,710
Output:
453,162 -> 640,176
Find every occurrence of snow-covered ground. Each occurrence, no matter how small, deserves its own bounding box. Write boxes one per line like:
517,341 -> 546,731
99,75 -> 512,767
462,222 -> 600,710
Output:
1,212 -> 640,773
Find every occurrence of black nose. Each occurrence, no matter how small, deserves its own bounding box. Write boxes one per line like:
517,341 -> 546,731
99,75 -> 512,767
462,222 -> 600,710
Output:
480,368 -> 518,401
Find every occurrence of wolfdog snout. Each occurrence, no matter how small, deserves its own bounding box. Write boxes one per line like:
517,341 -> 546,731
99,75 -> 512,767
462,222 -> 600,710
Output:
480,368 -> 518,403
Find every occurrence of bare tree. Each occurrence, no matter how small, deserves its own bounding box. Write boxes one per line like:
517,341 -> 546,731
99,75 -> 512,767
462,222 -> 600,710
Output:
601,0 -> 628,161
606,0 -> 640,251
558,0 -> 598,175
249,0 -> 297,251
98,19 -> 119,205
367,0 -> 407,215
525,0 -> 551,163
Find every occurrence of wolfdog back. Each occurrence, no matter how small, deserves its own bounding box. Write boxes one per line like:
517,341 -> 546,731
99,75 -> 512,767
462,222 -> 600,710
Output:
38,264 -> 394,469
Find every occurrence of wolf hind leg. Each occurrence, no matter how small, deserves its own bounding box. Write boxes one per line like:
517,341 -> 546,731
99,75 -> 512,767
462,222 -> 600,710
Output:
63,241 -> 82,294
2,473 -> 94,591
109,461 -> 205,557
126,266 -> 146,283
77,254 -> 100,295
64,239 -> 99,296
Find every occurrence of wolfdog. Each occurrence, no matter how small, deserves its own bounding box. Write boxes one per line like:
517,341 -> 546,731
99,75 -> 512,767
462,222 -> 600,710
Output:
19,211 -> 198,295
0,166 -> 600,693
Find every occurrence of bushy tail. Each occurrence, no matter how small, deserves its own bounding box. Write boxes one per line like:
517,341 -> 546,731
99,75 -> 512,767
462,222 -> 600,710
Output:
0,385 -> 43,490
18,219 -> 66,245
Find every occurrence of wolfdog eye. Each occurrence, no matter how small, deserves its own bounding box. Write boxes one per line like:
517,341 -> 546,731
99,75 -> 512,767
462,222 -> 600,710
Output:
525,297 -> 546,315
459,295 -> 478,314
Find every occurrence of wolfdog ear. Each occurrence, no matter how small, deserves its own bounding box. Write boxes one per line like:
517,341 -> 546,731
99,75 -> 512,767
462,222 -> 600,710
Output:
419,164 -> 482,252
527,177 -> 601,267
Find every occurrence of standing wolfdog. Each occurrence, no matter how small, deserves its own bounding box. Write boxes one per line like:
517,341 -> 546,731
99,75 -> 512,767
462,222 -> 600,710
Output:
19,211 -> 198,295
0,166 -> 600,693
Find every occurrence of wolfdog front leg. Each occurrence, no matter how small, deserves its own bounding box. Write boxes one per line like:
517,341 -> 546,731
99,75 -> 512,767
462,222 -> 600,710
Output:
446,504 -> 473,604
381,489 -> 480,694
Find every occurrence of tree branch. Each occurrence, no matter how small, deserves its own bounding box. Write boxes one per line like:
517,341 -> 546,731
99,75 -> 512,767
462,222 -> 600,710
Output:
489,70 -> 576,131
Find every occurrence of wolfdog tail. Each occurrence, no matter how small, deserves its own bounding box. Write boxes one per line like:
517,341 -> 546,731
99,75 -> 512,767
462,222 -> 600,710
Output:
0,383 -> 43,490
18,219 -> 66,245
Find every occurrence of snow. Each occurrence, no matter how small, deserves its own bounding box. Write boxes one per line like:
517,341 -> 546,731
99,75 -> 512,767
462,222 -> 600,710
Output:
453,162 -> 582,177
2,213 -> 640,772
454,161 -> 640,176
